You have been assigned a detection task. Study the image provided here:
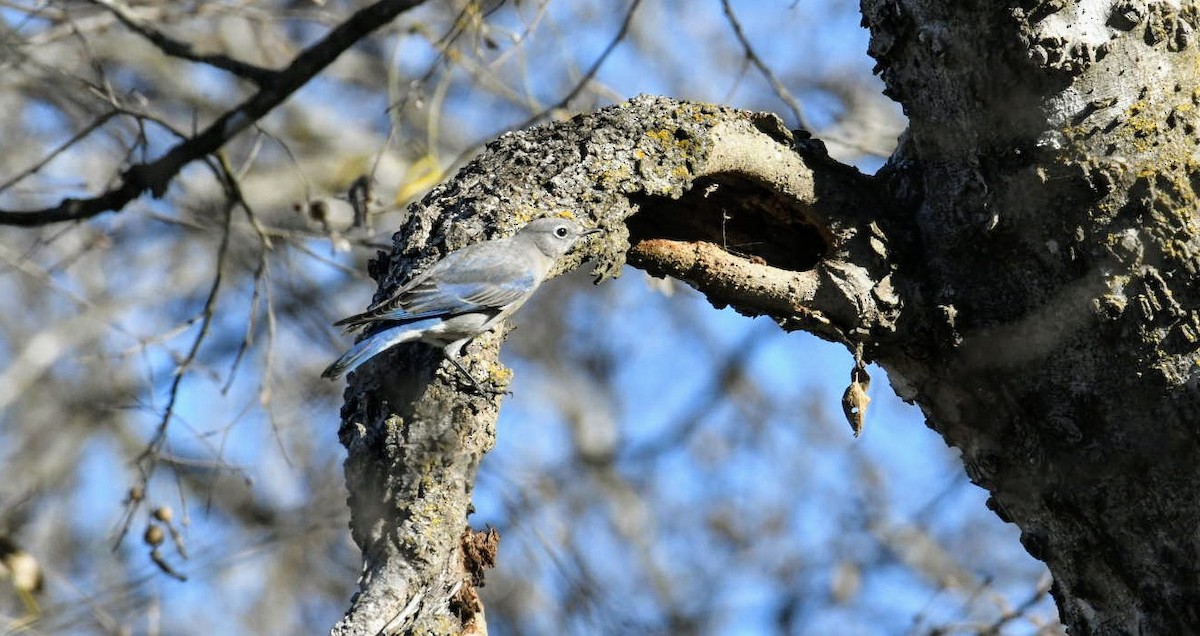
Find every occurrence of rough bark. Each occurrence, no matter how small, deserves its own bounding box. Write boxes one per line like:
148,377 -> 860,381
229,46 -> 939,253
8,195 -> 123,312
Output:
331,96 -> 894,633
858,1 -> 1200,633
334,2 -> 1200,634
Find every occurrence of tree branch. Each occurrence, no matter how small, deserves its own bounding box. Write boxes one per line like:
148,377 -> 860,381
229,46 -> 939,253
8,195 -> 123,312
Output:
83,0 -> 276,84
0,0 -> 427,228
628,237 -> 820,320
331,94 -> 903,634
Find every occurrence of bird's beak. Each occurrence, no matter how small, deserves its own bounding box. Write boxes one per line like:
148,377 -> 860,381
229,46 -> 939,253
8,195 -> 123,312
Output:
583,227 -> 604,236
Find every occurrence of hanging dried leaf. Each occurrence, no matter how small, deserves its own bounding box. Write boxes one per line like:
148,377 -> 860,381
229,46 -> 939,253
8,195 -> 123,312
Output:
842,361 -> 872,437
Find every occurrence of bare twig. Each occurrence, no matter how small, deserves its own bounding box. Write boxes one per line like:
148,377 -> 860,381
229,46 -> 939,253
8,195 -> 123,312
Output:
447,0 -> 643,171
221,243 -> 268,395
384,0 -> 507,117
720,0 -> 811,131
115,200 -> 235,548
82,0 -> 275,84
513,0 -> 643,130
981,574 -> 1055,634
0,111 -> 119,194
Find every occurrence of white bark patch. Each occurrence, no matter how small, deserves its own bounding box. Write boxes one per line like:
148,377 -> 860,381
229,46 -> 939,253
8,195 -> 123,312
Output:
1033,0 -> 1117,46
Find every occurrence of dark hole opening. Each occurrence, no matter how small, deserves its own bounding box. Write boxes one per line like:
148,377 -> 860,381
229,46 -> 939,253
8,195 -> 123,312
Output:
627,174 -> 827,271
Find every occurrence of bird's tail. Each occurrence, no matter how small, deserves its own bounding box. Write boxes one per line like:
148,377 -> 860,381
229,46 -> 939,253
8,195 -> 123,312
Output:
321,325 -> 423,379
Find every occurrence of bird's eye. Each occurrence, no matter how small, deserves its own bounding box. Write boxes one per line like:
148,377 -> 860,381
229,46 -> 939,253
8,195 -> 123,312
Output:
555,227 -> 569,238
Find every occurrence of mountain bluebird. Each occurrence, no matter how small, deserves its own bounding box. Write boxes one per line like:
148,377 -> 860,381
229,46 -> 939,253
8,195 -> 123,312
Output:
322,217 -> 601,387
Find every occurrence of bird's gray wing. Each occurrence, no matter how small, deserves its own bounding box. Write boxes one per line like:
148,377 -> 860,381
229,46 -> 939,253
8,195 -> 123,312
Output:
335,240 -> 538,331
402,244 -> 539,314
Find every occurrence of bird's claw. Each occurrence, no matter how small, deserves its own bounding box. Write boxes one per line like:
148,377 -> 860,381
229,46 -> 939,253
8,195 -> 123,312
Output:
445,357 -> 510,397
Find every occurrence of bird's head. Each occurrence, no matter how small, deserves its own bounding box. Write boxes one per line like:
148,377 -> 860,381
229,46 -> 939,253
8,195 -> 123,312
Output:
518,217 -> 603,258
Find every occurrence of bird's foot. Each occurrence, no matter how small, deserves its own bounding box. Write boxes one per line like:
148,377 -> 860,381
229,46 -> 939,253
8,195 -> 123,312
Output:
444,357 -> 511,397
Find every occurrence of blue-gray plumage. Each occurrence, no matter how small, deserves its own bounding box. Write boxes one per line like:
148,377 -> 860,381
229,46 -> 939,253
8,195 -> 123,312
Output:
322,217 -> 601,385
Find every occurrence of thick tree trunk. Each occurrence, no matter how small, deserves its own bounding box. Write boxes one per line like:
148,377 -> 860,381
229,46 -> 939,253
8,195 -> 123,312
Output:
860,1 -> 1200,633
332,3 -> 1200,633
